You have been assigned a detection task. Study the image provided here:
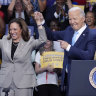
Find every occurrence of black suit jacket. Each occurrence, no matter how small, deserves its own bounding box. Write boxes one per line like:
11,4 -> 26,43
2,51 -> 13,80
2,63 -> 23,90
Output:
45,4 -> 69,29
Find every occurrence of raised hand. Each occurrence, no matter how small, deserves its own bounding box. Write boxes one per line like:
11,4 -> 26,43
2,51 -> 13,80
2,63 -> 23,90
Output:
22,0 -> 34,15
22,0 -> 30,6
34,11 -> 44,25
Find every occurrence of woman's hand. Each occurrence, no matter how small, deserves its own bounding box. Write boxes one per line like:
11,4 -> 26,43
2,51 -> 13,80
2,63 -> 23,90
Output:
34,11 -> 44,25
22,0 -> 34,15
22,0 -> 30,6
46,65 -> 54,72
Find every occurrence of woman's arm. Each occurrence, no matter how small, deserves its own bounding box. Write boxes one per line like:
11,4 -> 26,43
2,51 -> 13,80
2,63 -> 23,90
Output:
8,0 -> 16,19
32,12 -> 47,48
35,62 -> 54,74
35,62 -> 47,74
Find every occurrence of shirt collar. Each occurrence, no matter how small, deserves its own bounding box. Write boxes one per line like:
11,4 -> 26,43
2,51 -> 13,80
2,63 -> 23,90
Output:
76,24 -> 87,34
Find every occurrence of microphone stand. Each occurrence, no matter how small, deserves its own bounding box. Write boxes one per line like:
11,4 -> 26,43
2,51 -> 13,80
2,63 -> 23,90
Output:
2,88 -> 10,96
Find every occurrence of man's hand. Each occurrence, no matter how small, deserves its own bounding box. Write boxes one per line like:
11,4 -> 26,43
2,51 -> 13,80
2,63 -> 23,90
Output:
58,40 -> 69,49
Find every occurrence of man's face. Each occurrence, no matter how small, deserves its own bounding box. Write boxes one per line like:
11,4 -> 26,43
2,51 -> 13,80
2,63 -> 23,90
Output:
68,10 -> 85,31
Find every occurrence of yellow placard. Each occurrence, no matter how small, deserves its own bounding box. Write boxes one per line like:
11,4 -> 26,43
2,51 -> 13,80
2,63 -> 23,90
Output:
87,0 -> 96,2
73,4 -> 84,10
40,51 -> 64,68
0,59 -> 2,64
94,51 -> 96,60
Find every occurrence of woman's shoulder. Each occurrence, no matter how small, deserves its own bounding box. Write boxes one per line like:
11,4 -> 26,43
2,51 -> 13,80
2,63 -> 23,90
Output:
29,36 -> 35,40
2,35 -> 8,40
36,51 -> 40,56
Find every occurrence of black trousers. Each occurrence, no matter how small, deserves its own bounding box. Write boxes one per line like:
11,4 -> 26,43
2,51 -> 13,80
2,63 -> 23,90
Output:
34,84 -> 61,96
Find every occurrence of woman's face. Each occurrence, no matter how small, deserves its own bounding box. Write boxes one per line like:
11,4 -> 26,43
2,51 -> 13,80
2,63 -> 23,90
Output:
85,12 -> 95,26
44,40 -> 52,49
15,0 -> 23,12
9,22 -> 22,42
50,21 -> 59,31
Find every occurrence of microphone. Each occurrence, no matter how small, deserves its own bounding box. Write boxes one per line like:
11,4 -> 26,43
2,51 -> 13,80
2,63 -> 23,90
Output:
2,88 -> 10,96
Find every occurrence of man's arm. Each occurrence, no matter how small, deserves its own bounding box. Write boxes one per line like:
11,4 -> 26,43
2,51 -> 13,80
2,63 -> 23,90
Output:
34,12 -> 67,41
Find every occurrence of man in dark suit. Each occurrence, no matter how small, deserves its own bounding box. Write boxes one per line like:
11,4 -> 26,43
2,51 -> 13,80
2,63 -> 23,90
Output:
35,7 -> 96,95
45,0 -> 72,30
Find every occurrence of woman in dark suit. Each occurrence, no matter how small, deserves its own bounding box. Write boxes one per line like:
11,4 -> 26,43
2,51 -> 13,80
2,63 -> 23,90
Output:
0,12 -> 47,96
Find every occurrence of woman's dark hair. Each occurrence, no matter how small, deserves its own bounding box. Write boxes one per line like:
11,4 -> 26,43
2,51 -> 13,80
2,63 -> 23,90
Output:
39,40 -> 54,55
0,17 -> 5,39
8,18 -> 30,41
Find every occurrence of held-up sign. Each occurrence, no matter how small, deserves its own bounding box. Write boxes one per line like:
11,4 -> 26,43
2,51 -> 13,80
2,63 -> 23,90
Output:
40,51 -> 64,68
87,0 -> 96,2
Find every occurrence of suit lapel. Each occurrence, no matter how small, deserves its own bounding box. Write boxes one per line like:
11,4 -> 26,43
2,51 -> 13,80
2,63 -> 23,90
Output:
14,38 -> 25,58
7,39 -> 12,61
6,38 -> 26,61
74,27 -> 89,46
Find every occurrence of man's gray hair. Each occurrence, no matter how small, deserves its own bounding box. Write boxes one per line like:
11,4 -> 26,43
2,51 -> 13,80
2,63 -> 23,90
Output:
68,7 -> 85,17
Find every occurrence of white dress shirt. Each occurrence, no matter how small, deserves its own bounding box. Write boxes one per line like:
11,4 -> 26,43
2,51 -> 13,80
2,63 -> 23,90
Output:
66,24 -> 87,51
15,11 -> 25,19
54,5 -> 65,18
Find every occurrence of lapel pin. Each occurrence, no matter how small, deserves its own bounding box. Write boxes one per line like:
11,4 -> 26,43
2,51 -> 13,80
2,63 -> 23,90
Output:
83,34 -> 85,36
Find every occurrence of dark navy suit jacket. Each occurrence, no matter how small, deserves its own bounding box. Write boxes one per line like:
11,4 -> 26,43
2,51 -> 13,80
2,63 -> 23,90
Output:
44,4 -> 69,29
44,24 -> 96,91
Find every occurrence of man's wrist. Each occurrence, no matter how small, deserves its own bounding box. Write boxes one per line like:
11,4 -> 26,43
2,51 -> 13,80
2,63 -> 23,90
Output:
38,25 -> 43,29
37,20 -> 45,26
66,44 -> 71,51
37,24 -> 43,27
